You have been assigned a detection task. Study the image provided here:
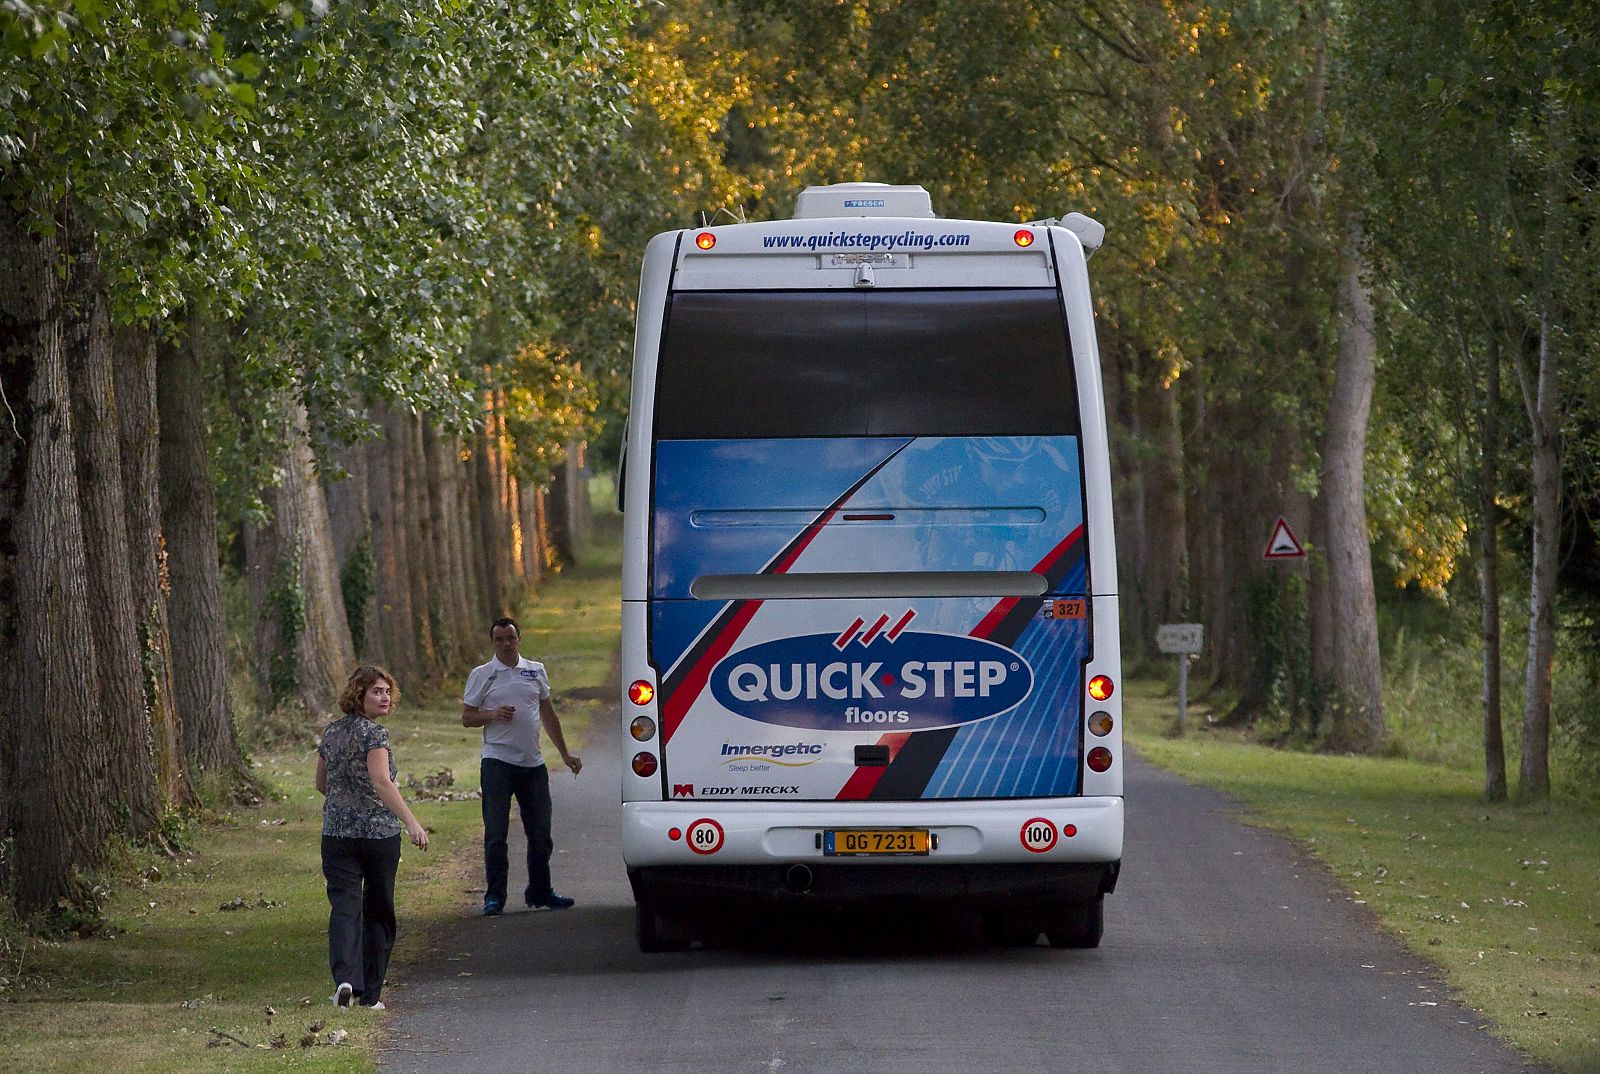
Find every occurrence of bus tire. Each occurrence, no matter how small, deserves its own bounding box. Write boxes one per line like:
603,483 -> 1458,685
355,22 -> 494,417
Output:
1045,895 -> 1104,949
636,899 -> 691,953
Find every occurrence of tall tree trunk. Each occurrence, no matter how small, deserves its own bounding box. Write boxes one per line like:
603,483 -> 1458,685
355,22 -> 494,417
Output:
457,433 -> 490,626
243,395 -> 355,715
367,404 -> 417,679
515,470 -> 543,591
1142,367 -> 1187,652
1518,317 -> 1559,801
1515,97 -> 1568,803
400,411 -> 438,678
1479,333 -> 1507,802
325,438 -> 375,659
114,324 -> 193,810
534,485 -> 554,578
1307,486 -> 1335,721
65,237 -> 160,837
326,438 -> 370,565
1119,356 -> 1151,659
568,441 -> 593,549
424,421 -> 470,656
158,315 -> 245,782
486,392 -> 520,592
473,428 -> 506,614
0,199 -> 112,911
546,443 -> 590,571
1184,357 -> 1227,690
1318,222 -> 1385,753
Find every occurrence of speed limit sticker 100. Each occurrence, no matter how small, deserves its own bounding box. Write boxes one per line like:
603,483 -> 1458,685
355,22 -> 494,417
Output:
1020,818 -> 1057,853
685,818 -> 725,855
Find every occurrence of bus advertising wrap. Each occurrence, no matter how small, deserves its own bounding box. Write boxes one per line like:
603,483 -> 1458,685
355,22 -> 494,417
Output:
651,436 -> 1089,802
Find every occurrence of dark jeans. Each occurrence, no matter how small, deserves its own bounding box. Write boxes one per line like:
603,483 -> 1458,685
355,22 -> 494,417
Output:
321,833 -> 401,1004
481,757 -> 554,904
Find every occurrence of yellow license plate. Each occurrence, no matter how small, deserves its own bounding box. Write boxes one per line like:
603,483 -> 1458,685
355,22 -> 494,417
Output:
823,829 -> 929,856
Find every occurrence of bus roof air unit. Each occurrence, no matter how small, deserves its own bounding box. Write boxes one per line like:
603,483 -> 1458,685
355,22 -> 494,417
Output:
793,182 -> 935,219
1029,211 -> 1106,257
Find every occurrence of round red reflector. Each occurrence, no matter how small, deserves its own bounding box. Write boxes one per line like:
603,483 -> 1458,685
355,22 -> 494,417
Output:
1088,675 -> 1115,702
1013,229 -> 1034,247
1087,747 -> 1113,773
629,715 -> 656,741
631,751 -> 658,777
628,680 -> 655,706
695,231 -> 716,250
668,827 -> 682,841
1063,823 -> 1078,837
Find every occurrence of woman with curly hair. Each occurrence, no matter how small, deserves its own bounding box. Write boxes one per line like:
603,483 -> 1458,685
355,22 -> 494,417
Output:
315,665 -> 429,1009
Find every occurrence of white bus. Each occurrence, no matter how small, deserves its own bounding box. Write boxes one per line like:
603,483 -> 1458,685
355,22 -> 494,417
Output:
618,183 -> 1122,951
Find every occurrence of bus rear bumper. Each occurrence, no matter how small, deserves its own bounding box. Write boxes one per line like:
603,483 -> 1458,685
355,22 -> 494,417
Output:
622,796 -> 1122,868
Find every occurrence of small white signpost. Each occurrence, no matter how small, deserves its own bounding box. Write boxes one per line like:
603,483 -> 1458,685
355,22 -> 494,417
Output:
1156,623 -> 1205,732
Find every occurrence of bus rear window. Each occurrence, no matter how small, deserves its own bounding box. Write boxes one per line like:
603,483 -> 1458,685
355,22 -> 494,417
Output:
654,289 -> 1079,439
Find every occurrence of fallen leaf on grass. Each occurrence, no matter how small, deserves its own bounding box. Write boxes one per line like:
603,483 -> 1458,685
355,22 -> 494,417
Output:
219,896 -> 287,911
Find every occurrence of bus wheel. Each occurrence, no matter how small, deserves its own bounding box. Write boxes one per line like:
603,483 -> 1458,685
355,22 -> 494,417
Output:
636,899 -> 691,953
1045,895 -> 1104,949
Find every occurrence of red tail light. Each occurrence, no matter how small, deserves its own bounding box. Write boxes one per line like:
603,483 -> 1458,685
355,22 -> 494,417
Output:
695,232 -> 716,250
631,752 -> 658,777
1014,229 -> 1035,247
1087,747 -> 1113,773
1088,675 -> 1115,702
628,680 -> 655,705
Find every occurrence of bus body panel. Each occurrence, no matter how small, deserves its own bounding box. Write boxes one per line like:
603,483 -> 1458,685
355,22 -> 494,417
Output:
619,201 -> 1123,913
620,231 -> 680,604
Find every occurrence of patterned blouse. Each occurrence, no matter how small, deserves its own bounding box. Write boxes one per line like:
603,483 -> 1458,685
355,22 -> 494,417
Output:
319,714 -> 402,839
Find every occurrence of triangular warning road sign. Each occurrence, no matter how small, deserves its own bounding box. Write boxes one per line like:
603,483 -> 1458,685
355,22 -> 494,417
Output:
1263,516 -> 1306,560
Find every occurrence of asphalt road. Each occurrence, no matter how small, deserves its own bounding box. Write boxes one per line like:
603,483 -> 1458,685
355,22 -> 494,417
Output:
382,712 -> 1548,1074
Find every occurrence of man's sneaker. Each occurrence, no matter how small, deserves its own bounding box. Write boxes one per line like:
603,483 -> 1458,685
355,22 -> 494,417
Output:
482,897 -> 504,917
333,982 -> 354,1008
526,892 -> 575,910
359,1000 -> 386,1011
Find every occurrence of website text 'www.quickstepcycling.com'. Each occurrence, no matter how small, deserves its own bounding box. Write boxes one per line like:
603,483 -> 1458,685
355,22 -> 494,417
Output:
761,231 -> 973,252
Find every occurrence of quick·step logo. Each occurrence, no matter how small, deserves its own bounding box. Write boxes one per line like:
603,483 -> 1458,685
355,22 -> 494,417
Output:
708,617 -> 1032,731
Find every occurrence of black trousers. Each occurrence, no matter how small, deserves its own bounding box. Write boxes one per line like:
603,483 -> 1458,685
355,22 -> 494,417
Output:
322,833 -> 401,1004
481,758 -> 553,904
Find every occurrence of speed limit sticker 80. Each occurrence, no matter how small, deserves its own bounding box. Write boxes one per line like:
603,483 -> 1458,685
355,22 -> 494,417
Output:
685,818 -> 725,855
1020,818 -> 1057,853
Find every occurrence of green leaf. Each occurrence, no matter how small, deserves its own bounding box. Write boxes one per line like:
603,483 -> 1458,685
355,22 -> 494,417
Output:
232,53 -> 266,81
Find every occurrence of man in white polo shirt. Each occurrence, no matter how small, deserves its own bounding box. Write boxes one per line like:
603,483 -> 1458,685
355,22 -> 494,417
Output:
461,617 -> 583,916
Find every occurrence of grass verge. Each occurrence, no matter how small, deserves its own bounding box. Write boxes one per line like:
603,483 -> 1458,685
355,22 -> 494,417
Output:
0,525 -> 622,1073
1125,678 -> 1600,1073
